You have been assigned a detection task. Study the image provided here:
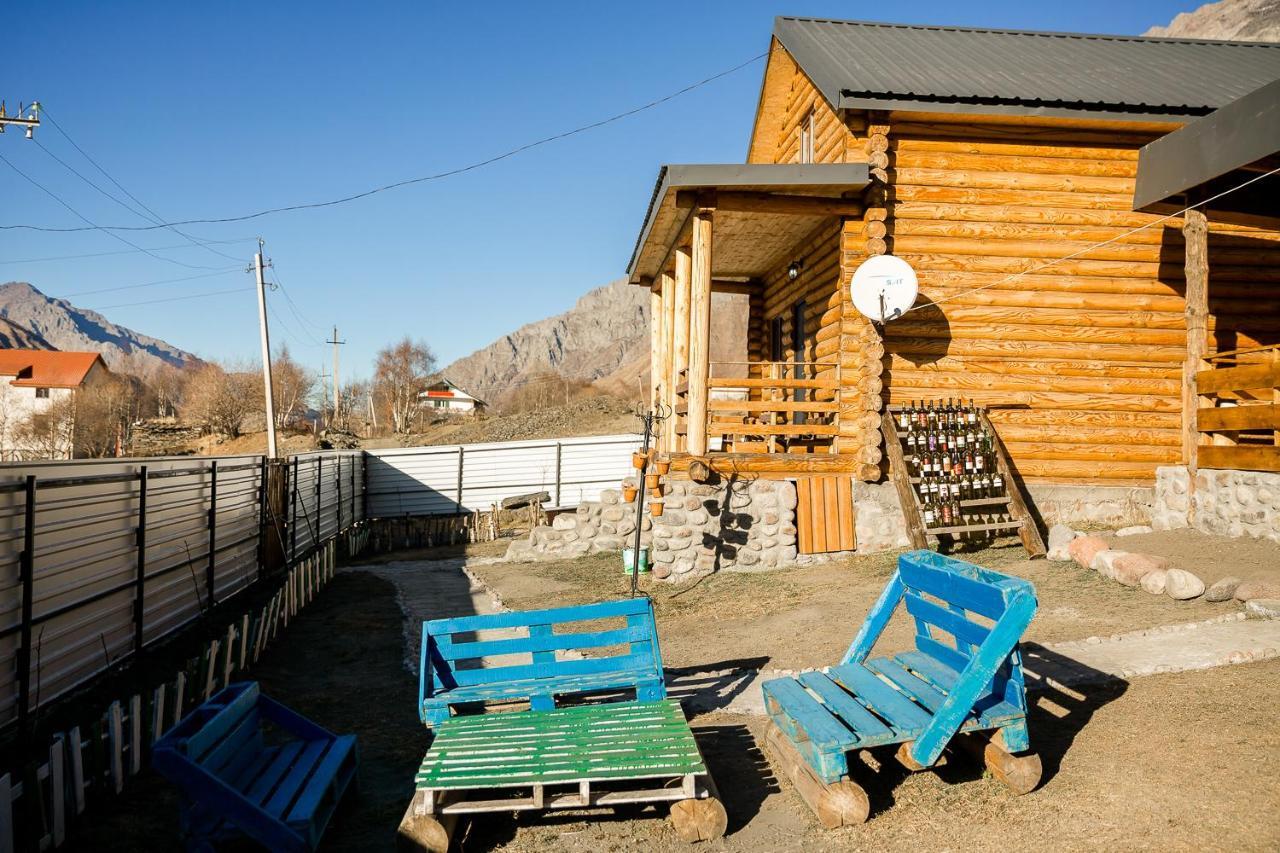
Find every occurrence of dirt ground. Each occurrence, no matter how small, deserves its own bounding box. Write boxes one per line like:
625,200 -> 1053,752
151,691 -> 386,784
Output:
68,533 -> 1280,852
468,537 -> 1267,672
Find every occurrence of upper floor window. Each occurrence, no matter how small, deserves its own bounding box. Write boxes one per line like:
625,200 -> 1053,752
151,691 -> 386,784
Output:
798,110 -> 816,164
35,387 -> 50,399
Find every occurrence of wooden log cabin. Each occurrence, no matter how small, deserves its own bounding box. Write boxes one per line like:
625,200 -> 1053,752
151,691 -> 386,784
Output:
628,17 -> 1280,503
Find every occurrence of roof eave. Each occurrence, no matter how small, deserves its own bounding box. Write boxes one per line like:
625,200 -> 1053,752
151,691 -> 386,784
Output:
838,94 -> 1202,124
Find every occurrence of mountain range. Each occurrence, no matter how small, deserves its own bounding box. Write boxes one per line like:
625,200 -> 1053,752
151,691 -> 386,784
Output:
0,282 -> 200,376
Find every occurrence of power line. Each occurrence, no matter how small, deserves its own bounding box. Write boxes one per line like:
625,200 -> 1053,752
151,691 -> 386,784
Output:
269,264 -> 327,334
0,151 -> 227,272
88,285 -> 253,311
0,237 -> 255,265
57,267 -> 241,298
36,105 -> 245,263
1,49 -> 771,234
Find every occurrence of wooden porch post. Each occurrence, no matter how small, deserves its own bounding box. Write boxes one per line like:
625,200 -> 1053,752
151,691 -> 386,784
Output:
687,202 -> 714,457
649,280 -> 662,412
1182,206 -> 1208,506
672,245 -> 692,452
659,270 -> 676,451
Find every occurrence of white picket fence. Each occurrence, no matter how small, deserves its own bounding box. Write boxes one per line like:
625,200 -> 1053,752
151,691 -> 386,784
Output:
0,536 -> 356,853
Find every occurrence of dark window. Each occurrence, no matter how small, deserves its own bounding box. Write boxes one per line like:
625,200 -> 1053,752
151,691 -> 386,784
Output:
792,300 -> 807,425
35,387 -> 50,399
769,316 -> 784,363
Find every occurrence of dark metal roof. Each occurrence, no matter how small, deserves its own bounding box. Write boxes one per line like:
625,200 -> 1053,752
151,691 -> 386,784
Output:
626,163 -> 870,282
775,16 -> 1280,121
1133,78 -> 1280,219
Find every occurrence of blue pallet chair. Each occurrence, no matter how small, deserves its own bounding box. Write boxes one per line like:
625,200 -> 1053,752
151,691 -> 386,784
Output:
761,550 -> 1039,826
153,682 -> 358,852
418,596 -> 665,727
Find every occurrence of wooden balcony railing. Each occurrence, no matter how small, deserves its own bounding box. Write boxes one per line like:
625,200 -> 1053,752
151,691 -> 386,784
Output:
1194,343 -> 1280,473
676,361 -> 840,454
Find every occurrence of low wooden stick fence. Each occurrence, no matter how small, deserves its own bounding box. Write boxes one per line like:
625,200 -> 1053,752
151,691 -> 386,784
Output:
0,539 -> 340,853
358,511 -> 499,556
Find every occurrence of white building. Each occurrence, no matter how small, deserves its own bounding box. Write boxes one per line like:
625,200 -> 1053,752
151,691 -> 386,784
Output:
419,378 -> 486,415
0,350 -> 111,460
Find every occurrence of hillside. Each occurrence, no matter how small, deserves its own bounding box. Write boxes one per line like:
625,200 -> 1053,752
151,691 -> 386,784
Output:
0,316 -> 53,349
440,278 -> 748,407
1144,0 -> 1280,41
0,281 -> 200,375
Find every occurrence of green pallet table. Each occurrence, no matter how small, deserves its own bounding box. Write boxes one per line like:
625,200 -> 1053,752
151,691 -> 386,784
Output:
398,700 -> 726,850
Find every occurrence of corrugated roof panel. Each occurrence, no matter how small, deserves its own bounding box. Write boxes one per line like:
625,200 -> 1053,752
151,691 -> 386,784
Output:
775,17 -> 1280,116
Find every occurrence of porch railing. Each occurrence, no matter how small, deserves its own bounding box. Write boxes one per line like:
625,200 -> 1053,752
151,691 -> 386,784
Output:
677,361 -> 841,454
1194,343 -> 1280,473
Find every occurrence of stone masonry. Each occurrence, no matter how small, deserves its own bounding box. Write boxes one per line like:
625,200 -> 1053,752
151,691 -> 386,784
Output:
506,477 -> 799,580
1152,464 -> 1280,543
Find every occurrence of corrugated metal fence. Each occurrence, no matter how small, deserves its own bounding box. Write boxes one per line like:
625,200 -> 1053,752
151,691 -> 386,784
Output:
364,434 -> 642,518
0,451 -> 365,732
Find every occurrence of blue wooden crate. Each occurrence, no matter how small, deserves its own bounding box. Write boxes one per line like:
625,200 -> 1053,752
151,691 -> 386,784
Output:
419,597 -> 666,727
153,682 -> 358,853
762,550 -> 1037,786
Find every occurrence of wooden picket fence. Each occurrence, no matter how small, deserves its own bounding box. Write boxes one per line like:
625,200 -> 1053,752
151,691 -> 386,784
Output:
0,539 -> 341,853
360,510 -> 497,556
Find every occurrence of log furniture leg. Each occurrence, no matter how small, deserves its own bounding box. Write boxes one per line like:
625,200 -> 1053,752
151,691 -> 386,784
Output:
668,774 -> 729,842
763,722 -> 869,828
950,731 -> 1042,795
397,790 -> 458,853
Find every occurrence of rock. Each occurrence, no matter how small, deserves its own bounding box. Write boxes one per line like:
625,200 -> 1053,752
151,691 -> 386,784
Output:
1067,535 -> 1109,570
1115,525 -> 1153,537
504,539 -> 534,560
599,489 -> 621,506
552,514 -> 577,531
1235,579 -> 1280,602
601,506 -> 626,523
1111,553 -> 1169,587
1140,569 -> 1168,595
1245,599 -> 1280,619
672,558 -> 696,575
591,536 -> 624,552
1165,568 -> 1206,601
1046,524 -> 1078,561
1204,576 -> 1243,602
652,562 -> 673,580
1090,549 -> 1128,579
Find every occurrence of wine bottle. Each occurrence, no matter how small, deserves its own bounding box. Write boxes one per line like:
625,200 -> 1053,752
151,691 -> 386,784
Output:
993,470 -> 1005,495
922,497 -> 935,528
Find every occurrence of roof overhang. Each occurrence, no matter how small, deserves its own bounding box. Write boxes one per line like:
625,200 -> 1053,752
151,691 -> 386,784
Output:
1133,78 -> 1280,222
627,163 -> 870,285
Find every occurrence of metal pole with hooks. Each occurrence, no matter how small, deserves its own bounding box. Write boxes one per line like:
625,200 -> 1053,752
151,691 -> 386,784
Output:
629,404 -> 669,596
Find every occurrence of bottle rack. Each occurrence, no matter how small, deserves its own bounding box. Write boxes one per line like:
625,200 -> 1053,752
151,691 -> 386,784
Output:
881,402 -> 1046,557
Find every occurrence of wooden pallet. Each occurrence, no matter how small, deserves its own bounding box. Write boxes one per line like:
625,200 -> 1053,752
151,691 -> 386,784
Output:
882,409 -> 1046,557
398,701 -> 726,850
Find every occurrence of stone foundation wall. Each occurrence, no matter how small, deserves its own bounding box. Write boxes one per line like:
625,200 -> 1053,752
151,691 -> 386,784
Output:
1025,483 -> 1155,528
1152,465 -> 1280,543
506,477 -> 798,580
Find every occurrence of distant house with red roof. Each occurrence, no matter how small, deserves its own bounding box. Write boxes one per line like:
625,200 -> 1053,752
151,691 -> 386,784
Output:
0,350 -> 112,460
419,377 -> 486,416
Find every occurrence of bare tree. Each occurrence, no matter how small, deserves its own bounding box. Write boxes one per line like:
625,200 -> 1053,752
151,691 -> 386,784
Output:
373,339 -> 436,434
182,363 -> 260,437
147,363 -> 188,418
271,346 -> 316,430
335,380 -> 369,434
74,374 -> 137,457
13,397 -> 77,459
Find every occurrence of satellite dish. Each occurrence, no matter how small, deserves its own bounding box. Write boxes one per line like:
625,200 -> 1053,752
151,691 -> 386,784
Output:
850,255 -> 919,322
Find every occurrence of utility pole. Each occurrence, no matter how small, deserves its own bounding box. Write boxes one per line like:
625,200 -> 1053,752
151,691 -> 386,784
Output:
318,365 -> 331,430
0,100 -> 40,138
253,239 -> 279,458
326,326 -> 345,426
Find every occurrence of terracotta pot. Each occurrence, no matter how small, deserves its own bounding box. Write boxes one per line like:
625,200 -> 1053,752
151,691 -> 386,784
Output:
622,486 -> 638,503
649,500 -> 665,517
654,459 -> 671,475
649,485 -> 664,499
632,452 -> 647,469
644,473 -> 660,490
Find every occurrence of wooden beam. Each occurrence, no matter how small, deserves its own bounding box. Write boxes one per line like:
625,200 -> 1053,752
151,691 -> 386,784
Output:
676,190 -> 861,218
650,286 -> 662,411
660,270 -> 676,451
672,246 -> 693,453
1199,445 -> 1280,473
1182,207 -> 1208,499
687,208 -> 713,456
711,279 -> 763,295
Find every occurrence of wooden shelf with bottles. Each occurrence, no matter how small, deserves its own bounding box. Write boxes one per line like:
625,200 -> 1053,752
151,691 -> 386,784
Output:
882,400 -> 1046,557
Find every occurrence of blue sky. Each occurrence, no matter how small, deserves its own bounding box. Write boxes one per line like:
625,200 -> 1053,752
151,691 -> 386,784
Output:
2,0 -> 1200,382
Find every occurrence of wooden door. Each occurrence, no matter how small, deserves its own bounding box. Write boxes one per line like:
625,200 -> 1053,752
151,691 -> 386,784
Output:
795,476 -> 856,554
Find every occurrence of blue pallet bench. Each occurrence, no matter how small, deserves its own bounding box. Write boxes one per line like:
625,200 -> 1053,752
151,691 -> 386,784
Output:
401,598 -> 727,850
761,550 -> 1040,827
153,682 -> 358,852
418,596 -> 666,727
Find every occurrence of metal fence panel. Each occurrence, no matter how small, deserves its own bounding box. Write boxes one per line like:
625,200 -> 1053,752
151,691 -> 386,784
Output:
364,434 -> 641,517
